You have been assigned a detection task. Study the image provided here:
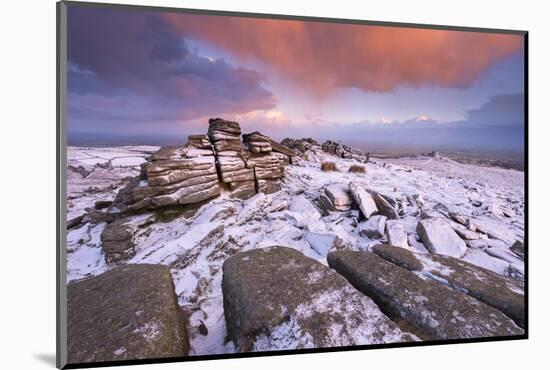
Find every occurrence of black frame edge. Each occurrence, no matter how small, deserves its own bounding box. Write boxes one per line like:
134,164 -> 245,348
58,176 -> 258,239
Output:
57,1 -> 529,369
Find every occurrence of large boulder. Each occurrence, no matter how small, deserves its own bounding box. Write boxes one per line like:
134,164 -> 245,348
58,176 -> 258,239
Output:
67,264 -> 189,364
416,218 -> 467,258
371,244 -> 525,328
222,246 -> 413,351
349,182 -> 378,219
327,251 -> 523,340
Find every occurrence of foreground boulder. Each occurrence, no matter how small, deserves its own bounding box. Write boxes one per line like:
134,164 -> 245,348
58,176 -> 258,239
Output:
417,217 -> 467,258
371,244 -> 525,328
222,246 -> 413,351
67,264 -> 189,364
327,251 -> 523,340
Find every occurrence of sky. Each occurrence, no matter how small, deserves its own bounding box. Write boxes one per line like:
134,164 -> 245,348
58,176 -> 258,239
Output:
66,5 -> 525,154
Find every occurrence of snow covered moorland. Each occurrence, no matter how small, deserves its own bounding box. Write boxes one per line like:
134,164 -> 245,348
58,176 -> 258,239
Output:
65,122 -> 525,363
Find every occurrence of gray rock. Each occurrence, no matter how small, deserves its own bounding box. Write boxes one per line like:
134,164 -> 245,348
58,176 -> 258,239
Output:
417,218 -> 467,258
222,246 -> 413,351
67,264 -> 188,364
349,182 -> 378,219
370,244 -> 525,328
385,220 -> 409,248
359,215 -> 387,239
327,251 -> 523,340
100,218 -> 136,265
67,215 -> 84,230
370,191 -> 399,219
511,240 -> 525,260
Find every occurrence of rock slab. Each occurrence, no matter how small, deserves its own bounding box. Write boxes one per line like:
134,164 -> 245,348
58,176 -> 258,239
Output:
327,250 -> 523,340
371,244 -> 525,328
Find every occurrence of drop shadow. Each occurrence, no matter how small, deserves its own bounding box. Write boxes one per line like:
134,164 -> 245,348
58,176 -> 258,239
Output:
34,353 -> 57,367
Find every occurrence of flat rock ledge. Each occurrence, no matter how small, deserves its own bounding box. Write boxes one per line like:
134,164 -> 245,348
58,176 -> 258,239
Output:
67,264 -> 189,364
222,246 -> 414,352
327,250 -> 523,341
371,244 -> 525,328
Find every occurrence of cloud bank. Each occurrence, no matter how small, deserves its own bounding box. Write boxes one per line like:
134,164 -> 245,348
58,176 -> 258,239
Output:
165,13 -> 523,94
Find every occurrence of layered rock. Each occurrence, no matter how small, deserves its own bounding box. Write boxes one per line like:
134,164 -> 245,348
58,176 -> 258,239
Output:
207,118 -> 243,156
242,131 -> 272,154
113,146 -> 220,213
67,264 -> 189,364
327,251 -> 523,340
186,134 -> 211,149
371,244 -> 525,328
222,246 -> 413,351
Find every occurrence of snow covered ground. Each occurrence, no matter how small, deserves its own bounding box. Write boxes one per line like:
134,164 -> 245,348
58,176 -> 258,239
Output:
66,145 -> 525,355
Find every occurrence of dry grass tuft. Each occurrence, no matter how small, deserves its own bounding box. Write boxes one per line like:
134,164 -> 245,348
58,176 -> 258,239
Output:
348,165 -> 366,174
321,161 -> 339,172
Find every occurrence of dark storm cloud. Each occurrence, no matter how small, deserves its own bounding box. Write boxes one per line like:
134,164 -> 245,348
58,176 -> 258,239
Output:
67,6 -> 276,132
